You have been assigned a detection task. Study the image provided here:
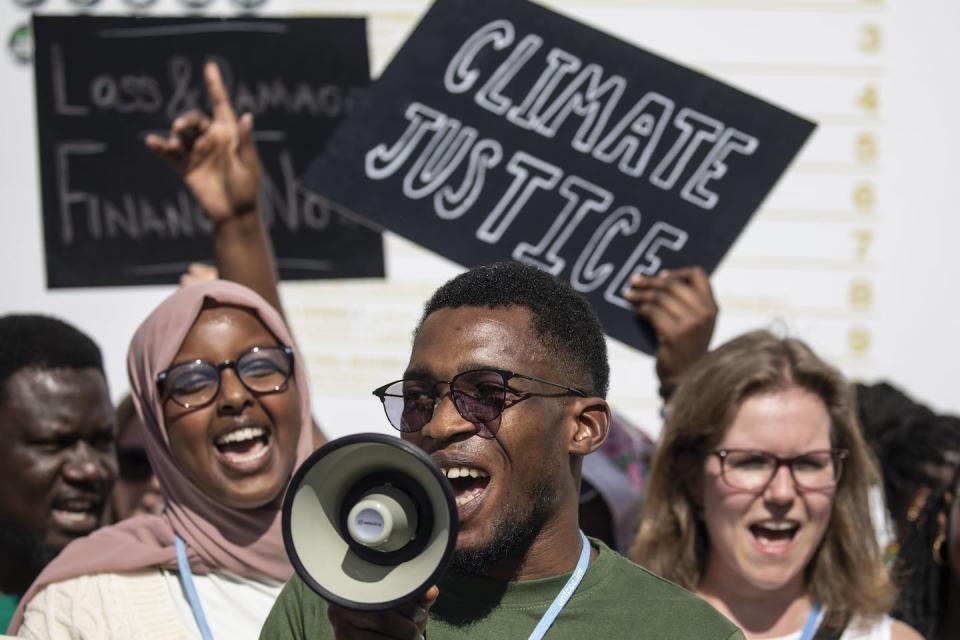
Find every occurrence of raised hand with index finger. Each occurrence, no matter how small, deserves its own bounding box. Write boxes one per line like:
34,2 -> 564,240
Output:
144,60 -> 283,314
144,61 -> 260,222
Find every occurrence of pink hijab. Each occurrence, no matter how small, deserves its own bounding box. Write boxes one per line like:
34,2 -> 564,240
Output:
9,281 -> 315,632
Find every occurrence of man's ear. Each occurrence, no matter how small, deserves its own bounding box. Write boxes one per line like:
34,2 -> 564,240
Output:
568,397 -> 610,456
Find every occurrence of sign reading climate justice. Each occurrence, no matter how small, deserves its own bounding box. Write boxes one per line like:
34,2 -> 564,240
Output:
34,16 -> 384,288
304,0 -> 815,353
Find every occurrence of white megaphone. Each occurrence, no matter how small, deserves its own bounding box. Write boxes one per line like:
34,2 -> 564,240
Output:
282,433 -> 458,610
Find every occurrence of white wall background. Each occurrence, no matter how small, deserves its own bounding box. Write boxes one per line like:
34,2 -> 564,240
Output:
2,0 -> 957,439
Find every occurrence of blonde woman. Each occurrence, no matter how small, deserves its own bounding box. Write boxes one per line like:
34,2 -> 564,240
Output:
632,331 -> 920,640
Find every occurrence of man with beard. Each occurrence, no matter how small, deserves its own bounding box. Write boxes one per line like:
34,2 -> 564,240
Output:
261,262 -> 742,639
0,315 -> 117,631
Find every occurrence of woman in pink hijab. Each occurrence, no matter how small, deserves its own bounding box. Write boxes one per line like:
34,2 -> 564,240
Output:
11,280 -> 315,639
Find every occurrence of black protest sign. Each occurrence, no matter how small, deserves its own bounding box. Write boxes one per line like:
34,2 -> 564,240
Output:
34,16 -> 383,288
303,0 -> 815,353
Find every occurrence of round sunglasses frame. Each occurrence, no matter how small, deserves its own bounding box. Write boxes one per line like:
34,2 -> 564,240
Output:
371,367 -> 587,438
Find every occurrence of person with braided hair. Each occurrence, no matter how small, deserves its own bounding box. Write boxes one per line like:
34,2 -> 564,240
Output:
856,384 -> 960,550
892,449 -> 960,640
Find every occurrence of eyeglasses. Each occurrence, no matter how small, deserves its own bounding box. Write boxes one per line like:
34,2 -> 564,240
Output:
713,448 -> 850,492
372,368 -> 587,438
157,345 -> 294,409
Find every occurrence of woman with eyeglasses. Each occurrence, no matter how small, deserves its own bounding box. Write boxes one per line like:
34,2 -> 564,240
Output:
631,330 -> 921,640
9,281 -> 315,639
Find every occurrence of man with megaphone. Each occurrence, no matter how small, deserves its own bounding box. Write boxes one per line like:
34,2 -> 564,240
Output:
263,262 -> 743,639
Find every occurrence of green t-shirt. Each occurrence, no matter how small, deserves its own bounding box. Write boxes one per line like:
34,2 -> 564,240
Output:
260,540 -> 743,639
1,593 -> 19,635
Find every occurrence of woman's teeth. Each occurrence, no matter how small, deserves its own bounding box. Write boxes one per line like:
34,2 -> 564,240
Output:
216,426 -> 267,445
227,444 -> 269,463
750,522 -> 799,541
215,426 -> 270,464
757,521 -> 797,531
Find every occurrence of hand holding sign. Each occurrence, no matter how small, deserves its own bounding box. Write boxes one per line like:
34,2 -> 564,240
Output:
623,266 -> 717,392
145,62 -> 260,222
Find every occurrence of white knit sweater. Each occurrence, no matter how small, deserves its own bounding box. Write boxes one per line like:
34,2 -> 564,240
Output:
18,571 -> 191,640
17,569 -> 283,640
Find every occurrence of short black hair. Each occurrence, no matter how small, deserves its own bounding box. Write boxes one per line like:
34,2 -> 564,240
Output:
418,262 -> 609,397
0,314 -> 105,403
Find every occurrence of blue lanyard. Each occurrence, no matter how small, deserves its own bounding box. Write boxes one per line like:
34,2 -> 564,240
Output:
175,531 -> 590,640
799,602 -> 823,640
175,535 -> 215,640
527,530 -> 591,640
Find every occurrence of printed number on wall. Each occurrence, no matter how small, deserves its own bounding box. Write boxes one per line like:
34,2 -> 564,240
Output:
848,326 -> 871,355
852,229 -> 874,260
853,182 -> 876,213
859,24 -> 882,54
856,84 -> 879,113
849,279 -> 873,310
856,133 -> 878,164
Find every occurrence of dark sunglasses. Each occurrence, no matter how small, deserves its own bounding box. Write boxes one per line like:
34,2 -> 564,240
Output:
372,367 -> 586,438
157,345 -> 294,409
117,447 -> 153,482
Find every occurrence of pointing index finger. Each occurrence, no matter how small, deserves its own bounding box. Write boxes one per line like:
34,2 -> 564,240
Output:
204,61 -> 237,123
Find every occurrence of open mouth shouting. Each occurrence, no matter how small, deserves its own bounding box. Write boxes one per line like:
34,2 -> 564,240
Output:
749,520 -> 801,557
51,494 -> 103,535
213,422 -> 273,474
437,460 -> 491,522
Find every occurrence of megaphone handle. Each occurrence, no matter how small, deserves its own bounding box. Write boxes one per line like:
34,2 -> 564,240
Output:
325,585 -> 438,639
527,530 -> 591,640
175,536 -> 215,640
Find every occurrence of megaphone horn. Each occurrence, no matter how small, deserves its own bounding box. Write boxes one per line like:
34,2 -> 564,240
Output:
282,433 -> 458,610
